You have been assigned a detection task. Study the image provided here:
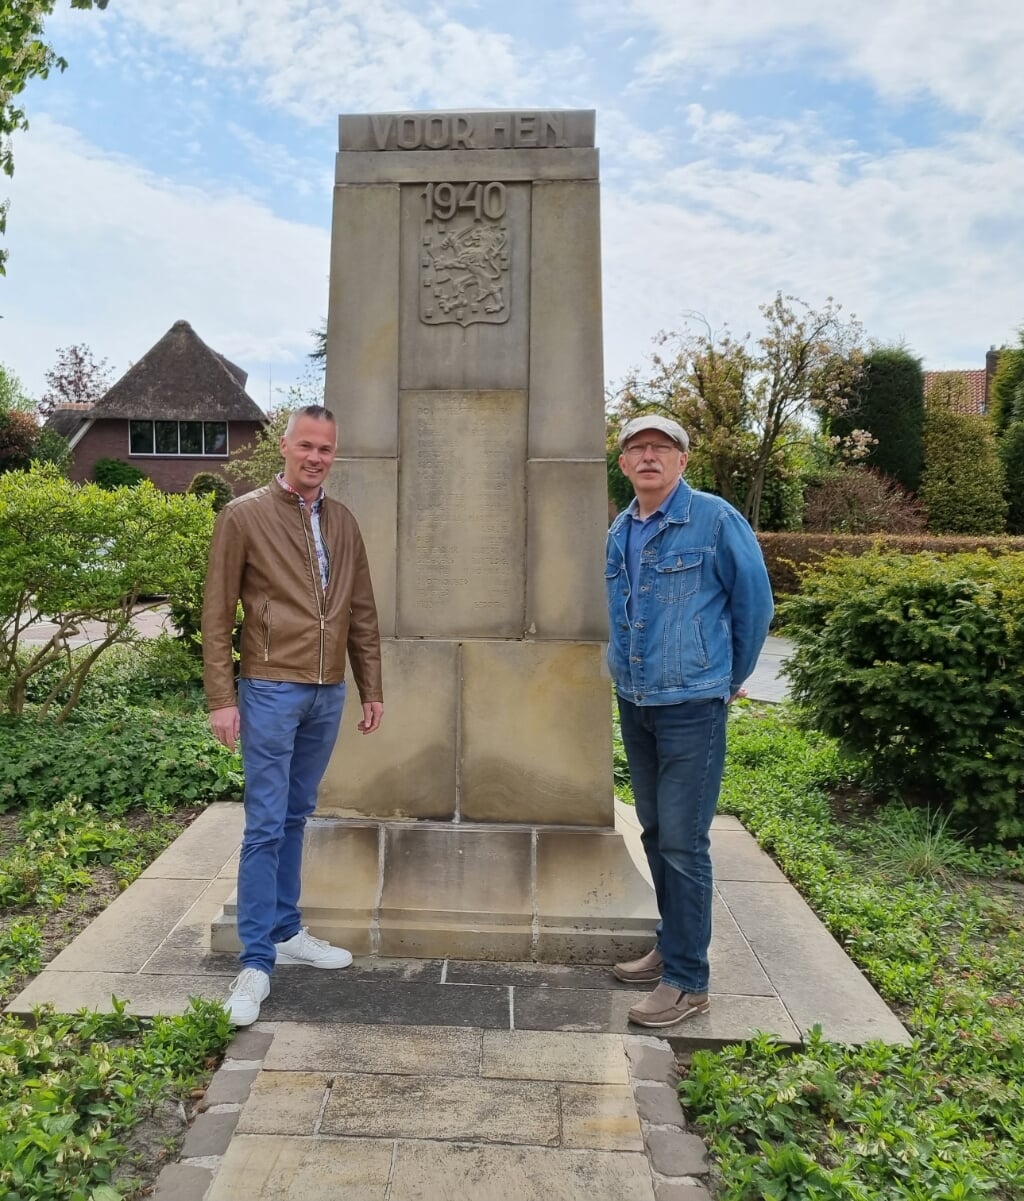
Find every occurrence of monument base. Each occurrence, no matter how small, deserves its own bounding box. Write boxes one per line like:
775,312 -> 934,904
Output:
211,818 -> 658,963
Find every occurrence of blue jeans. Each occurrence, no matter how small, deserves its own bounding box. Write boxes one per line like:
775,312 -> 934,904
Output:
237,678 -> 346,975
617,696 -> 727,994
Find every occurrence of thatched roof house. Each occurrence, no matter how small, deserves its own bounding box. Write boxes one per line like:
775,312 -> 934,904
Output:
49,320 -> 267,493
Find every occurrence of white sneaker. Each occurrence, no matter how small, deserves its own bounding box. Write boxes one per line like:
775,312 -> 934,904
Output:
225,968 -> 270,1026
274,926 -> 353,969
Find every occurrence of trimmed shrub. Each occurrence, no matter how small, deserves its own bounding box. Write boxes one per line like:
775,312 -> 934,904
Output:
187,471 -> 233,512
756,531 -> 1024,598
781,549 -> 1024,841
920,406 -> 1005,534
988,336 -> 1024,432
802,466 -> 924,534
92,457 -> 146,489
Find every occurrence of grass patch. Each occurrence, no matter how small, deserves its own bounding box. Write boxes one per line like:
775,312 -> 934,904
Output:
677,704 -> 1024,1201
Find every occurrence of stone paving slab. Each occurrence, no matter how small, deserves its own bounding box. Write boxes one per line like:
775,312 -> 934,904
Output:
6,969 -> 232,1014
387,1141 -> 656,1201
208,1134 -> 394,1201
481,1029 -> 630,1083
140,802 -> 242,880
718,879 -> 912,1045
512,983 -> 802,1044
264,1020 -> 482,1076
235,1071 -> 330,1135
320,1072 -> 560,1144
559,1082 -> 644,1150
259,973 -> 512,1027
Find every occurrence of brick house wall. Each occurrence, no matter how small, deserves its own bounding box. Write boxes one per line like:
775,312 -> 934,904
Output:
70,419 -> 265,494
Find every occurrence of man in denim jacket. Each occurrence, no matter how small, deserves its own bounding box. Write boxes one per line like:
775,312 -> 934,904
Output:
607,415 -> 773,1027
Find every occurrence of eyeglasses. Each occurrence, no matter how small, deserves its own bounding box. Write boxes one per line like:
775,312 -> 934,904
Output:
622,441 -> 680,458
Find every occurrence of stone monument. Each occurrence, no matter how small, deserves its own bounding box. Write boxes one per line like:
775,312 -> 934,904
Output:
214,109 -> 656,961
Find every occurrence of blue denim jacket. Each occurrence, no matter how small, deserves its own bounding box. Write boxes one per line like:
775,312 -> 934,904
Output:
606,479 -> 774,704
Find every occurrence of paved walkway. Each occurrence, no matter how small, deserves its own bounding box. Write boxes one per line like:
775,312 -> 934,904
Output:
5,637 -> 910,1199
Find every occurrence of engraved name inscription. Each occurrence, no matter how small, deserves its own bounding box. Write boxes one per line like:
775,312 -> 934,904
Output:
371,111 -> 567,151
400,394 -> 526,637
420,182 -> 510,327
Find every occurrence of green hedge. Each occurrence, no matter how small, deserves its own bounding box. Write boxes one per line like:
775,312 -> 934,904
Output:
781,549 -> 1024,841
758,531 -> 1024,598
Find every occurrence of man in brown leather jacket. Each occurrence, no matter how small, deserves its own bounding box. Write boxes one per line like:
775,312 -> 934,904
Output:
202,405 -> 383,1025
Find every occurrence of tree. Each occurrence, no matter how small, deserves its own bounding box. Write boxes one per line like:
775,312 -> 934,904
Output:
0,406 -> 37,472
38,342 -> 112,416
310,318 -> 327,368
835,346 -> 924,491
613,294 -> 865,529
988,330 -> 1024,432
921,377 -> 1006,534
0,361 -> 34,412
0,465 -> 214,720
223,366 -> 323,489
1,1 -> 108,274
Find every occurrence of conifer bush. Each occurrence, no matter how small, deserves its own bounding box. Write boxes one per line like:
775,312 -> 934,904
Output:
782,549 -> 1024,841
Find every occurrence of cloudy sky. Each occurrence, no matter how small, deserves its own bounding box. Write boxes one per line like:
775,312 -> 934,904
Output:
2,0 -> 1022,407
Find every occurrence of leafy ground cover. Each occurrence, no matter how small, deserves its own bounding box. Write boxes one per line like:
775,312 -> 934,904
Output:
676,705 -> 1024,1201
0,637 -> 239,1200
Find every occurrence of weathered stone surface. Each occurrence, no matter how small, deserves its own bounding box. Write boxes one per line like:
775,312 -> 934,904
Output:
654,1184 -> 713,1201
397,392 -> 527,635
318,640 -> 458,818
645,1129 -> 709,1177
202,1066 -> 260,1107
634,1081 -> 686,1127
461,641 -> 613,824
379,825 -> 532,958
151,1162 -> 214,1201
338,147 -> 599,184
388,1141 -> 656,1201
399,183 -> 531,391
526,460 -> 609,640
718,879 -> 911,1044
559,1083 -> 644,1151
47,879 -> 207,973
481,1030 -> 629,1084
265,1021 -> 481,1076
528,180 -> 605,459
324,183 -> 400,456
321,1072 -> 558,1144
225,1026 -> 275,1061
208,1134 -> 393,1201
623,1038 -> 679,1084
234,1071 -> 330,1136
284,823 -> 379,954
181,1108 -> 239,1158
5,970 -> 231,1017
141,802 -> 242,880
141,876 -> 235,976
324,458 -> 397,638
712,829 -> 789,883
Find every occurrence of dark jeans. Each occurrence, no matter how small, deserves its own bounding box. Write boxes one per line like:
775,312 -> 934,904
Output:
236,678 -> 346,975
617,695 -> 727,994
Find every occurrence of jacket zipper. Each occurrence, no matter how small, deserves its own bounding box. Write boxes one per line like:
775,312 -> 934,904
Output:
299,506 -> 327,683
261,600 -> 272,661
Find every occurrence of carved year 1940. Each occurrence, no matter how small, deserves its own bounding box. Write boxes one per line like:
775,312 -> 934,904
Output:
420,182 -> 510,328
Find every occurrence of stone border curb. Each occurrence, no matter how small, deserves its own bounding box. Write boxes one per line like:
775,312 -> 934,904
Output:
148,1024 -> 276,1201
624,1035 -> 713,1199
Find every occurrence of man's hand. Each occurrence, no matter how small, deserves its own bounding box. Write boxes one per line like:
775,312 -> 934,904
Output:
358,701 -> 383,734
728,688 -> 748,704
210,705 -> 241,750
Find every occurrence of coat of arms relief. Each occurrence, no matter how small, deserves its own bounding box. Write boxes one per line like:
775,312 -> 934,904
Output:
420,181 -> 510,327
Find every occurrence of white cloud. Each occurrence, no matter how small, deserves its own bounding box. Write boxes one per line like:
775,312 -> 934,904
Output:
591,0 -> 1024,125
600,112 -> 1024,384
97,0 -> 567,120
2,117 -> 329,400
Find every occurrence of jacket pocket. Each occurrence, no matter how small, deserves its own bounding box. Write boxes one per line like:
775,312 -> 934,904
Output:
654,551 -> 702,603
260,600 -> 272,662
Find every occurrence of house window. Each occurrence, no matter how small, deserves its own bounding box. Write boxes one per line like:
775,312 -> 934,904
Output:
128,420 -> 228,457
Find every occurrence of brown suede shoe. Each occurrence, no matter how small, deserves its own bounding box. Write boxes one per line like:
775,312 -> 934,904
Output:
627,982 -> 710,1028
612,946 -> 664,983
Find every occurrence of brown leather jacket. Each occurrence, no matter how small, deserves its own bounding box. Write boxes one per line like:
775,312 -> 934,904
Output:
202,482 -> 382,711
